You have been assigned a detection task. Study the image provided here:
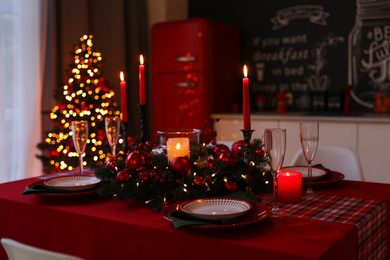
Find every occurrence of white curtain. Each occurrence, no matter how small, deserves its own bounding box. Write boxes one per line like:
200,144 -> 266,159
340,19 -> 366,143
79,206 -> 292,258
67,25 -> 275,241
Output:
0,0 -> 47,183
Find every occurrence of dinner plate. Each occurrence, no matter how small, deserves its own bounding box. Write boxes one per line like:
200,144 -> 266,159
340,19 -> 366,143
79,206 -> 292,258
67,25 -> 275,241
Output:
180,198 -> 253,220
162,201 -> 269,230
281,166 -> 328,180
303,171 -> 345,186
25,180 -> 98,198
44,175 -> 101,191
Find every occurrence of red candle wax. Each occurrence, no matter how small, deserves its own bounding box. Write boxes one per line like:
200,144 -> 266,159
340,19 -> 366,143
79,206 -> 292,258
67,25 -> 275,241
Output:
120,71 -> 128,123
139,55 -> 146,105
278,171 -> 302,204
243,65 -> 251,130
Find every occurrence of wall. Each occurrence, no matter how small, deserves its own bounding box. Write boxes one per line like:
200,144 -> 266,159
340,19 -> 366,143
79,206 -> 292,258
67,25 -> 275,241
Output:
189,0 -> 390,114
212,113 -> 390,184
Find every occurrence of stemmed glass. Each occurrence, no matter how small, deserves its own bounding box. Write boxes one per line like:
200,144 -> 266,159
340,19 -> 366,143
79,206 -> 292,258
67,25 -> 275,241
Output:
300,122 -> 319,195
72,120 -> 89,175
264,128 -> 286,217
105,116 -> 120,158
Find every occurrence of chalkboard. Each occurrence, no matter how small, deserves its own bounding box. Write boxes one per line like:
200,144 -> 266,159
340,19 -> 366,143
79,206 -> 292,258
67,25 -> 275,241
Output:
189,0 -> 377,112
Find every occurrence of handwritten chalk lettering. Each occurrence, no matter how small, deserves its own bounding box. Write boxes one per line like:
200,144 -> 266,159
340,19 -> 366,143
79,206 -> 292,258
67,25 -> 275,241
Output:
279,83 -> 289,92
270,5 -> 329,31
281,34 -> 307,45
262,37 -> 280,48
291,81 -> 308,92
373,25 -> 390,42
361,40 -> 390,82
272,68 -> 283,76
252,83 -> 278,92
284,66 -> 304,76
256,63 -> 266,81
252,47 -> 309,64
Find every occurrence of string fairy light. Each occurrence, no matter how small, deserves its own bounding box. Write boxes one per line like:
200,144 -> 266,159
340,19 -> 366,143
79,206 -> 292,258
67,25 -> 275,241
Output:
37,34 -> 121,173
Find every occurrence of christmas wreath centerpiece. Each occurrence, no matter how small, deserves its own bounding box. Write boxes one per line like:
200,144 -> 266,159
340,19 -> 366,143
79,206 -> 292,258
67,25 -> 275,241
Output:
94,124 -> 272,210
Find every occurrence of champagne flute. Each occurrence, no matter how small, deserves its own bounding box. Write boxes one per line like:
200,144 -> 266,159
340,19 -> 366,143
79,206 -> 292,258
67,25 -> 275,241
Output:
72,120 -> 89,175
264,128 -> 286,217
300,122 -> 319,195
105,116 -> 120,157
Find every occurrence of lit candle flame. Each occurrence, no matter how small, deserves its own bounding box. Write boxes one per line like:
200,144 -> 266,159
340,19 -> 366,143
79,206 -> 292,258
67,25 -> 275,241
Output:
140,55 -> 144,65
176,142 -> 181,150
120,71 -> 124,82
243,65 -> 248,78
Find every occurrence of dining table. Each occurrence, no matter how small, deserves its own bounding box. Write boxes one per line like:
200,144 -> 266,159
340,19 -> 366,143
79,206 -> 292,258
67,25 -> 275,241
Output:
0,171 -> 389,260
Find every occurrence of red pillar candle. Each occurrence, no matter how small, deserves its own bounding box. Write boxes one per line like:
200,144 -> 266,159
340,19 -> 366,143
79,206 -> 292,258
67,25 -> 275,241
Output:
120,71 -> 128,123
278,171 -> 302,204
139,55 -> 146,105
243,65 -> 251,130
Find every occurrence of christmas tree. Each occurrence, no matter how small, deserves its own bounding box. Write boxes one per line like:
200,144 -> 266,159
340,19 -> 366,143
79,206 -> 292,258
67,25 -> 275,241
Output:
37,35 -> 121,173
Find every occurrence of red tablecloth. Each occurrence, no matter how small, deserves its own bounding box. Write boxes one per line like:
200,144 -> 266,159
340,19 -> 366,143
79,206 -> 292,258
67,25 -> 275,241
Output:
0,177 -> 389,260
260,193 -> 387,259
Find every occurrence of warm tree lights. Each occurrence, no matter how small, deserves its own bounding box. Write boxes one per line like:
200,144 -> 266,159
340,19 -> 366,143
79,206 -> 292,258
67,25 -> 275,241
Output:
37,35 -> 121,173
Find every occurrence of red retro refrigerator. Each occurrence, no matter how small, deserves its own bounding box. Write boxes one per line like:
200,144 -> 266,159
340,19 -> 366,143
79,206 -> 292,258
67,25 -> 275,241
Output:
151,18 -> 240,133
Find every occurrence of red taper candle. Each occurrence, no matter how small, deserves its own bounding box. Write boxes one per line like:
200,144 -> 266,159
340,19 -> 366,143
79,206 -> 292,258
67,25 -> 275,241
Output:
120,71 -> 128,123
139,55 -> 146,105
243,65 -> 251,130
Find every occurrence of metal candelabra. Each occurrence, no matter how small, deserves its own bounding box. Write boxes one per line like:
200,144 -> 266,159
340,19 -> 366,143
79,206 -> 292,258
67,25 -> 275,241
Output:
121,121 -> 130,154
241,129 -> 257,200
139,104 -> 147,144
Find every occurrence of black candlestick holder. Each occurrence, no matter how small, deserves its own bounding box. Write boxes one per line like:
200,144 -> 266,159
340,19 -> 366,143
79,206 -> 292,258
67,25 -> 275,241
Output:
122,121 -> 130,154
139,104 -> 147,144
241,129 -> 257,200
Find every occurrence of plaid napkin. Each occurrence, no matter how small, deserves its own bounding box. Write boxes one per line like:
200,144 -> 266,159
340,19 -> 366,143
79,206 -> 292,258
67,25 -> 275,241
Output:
22,184 -> 96,195
168,192 -> 253,229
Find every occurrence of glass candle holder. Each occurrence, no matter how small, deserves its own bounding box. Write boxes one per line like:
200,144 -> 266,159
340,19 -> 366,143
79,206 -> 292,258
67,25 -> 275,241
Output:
155,128 -> 203,163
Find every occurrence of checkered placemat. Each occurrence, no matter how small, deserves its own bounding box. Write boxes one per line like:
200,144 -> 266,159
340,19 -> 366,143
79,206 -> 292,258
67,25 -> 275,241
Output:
259,193 -> 387,260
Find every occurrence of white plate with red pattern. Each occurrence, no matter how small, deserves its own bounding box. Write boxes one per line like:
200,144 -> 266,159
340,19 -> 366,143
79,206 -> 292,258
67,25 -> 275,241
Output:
281,166 -> 328,180
180,198 -> 253,220
44,175 -> 101,191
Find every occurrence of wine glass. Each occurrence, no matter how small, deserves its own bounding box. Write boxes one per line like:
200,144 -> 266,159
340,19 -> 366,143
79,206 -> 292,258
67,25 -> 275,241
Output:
300,122 -> 319,195
105,116 -> 120,157
264,128 -> 286,217
72,120 -> 89,175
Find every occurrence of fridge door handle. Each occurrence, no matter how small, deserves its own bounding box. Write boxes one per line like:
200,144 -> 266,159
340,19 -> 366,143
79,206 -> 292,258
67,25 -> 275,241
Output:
174,82 -> 197,87
173,56 -> 197,62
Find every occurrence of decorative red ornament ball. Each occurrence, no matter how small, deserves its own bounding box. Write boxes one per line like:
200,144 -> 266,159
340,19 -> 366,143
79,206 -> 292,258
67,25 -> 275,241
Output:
170,157 -> 191,176
193,176 -> 206,187
116,170 -> 130,183
232,140 -> 246,155
205,175 -> 213,183
224,181 -> 237,192
207,160 -> 215,169
126,151 -> 147,170
151,170 -> 160,180
138,171 -> 150,183
127,136 -> 137,147
256,147 -> 265,157
218,151 -> 235,166
106,157 -> 117,170
214,144 -> 230,155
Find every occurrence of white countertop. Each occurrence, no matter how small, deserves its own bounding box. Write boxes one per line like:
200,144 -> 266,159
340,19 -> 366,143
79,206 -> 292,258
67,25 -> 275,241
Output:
212,112 -> 390,124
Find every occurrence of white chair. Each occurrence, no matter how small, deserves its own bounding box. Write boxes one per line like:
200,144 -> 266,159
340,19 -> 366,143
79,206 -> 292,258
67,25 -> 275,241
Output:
1,238 -> 84,260
216,140 -> 235,150
290,145 -> 364,181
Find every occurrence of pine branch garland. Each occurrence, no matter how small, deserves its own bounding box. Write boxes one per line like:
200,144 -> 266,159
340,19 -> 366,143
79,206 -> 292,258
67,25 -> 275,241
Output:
93,138 -> 272,211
